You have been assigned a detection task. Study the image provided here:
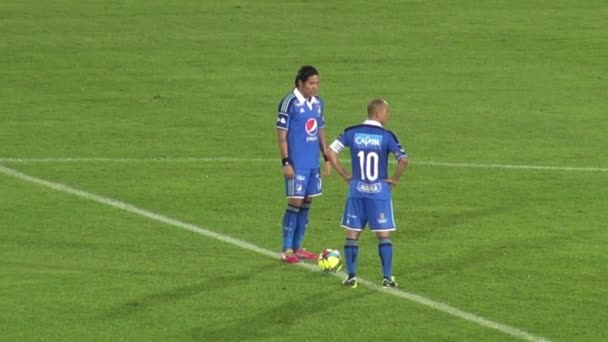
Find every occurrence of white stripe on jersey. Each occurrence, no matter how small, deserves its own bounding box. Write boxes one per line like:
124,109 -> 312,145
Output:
329,140 -> 345,153
280,95 -> 296,114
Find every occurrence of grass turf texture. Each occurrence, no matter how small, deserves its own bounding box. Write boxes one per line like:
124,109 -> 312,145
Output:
1,0 -> 607,341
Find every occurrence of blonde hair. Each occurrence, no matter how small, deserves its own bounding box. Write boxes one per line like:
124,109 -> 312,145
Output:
367,98 -> 388,117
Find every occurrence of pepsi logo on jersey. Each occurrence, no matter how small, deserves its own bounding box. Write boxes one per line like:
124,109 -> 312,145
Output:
305,119 -> 319,142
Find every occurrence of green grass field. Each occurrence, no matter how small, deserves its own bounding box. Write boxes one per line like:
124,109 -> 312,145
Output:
1,0 -> 607,341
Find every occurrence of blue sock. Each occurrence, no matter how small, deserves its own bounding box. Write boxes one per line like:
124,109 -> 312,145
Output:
378,238 -> 393,280
344,238 -> 359,279
282,205 -> 300,251
292,201 -> 311,250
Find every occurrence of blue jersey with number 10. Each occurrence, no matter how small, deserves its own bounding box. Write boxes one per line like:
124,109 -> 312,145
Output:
330,122 -> 407,200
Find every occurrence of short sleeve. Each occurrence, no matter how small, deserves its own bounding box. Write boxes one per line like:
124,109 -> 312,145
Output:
387,131 -> 407,160
329,130 -> 349,153
276,96 -> 293,130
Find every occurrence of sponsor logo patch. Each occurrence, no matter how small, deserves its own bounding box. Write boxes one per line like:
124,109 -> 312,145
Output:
305,118 -> 319,142
356,181 -> 383,193
354,133 -> 382,148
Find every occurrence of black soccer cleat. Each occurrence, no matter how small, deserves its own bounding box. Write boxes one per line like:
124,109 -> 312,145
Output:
342,277 -> 358,288
382,276 -> 398,288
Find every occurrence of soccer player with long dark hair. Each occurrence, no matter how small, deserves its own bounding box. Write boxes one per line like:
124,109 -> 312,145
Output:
276,65 -> 331,263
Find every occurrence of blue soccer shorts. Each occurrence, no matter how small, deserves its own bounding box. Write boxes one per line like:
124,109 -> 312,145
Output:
285,168 -> 322,198
341,198 -> 395,231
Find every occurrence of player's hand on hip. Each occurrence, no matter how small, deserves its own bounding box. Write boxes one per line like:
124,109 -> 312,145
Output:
283,165 -> 295,179
323,161 -> 331,177
385,178 -> 398,188
343,174 -> 352,183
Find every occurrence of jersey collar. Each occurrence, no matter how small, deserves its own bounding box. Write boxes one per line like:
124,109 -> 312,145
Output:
293,88 -> 318,107
363,119 -> 383,127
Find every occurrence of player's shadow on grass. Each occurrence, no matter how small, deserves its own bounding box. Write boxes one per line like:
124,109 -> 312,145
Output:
412,205 -> 515,236
191,286 -> 368,341
3,260 -> 186,278
105,281 -> 211,319
105,261 -> 283,319
407,227 -> 576,282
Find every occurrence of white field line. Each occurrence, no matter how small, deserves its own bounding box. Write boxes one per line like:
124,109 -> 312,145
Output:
0,156 -> 606,172
0,164 -> 551,342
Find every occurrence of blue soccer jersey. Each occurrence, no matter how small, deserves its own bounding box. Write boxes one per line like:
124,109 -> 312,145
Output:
329,120 -> 407,200
276,88 -> 325,169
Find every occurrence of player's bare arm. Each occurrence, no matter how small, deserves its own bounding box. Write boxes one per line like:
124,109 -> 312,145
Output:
319,128 -> 332,177
385,157 -> 408,187
277,129 -> 295,179
325,148 -> 351,183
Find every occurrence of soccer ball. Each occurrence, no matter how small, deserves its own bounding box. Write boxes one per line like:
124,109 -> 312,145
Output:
318,248 -> 343,272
